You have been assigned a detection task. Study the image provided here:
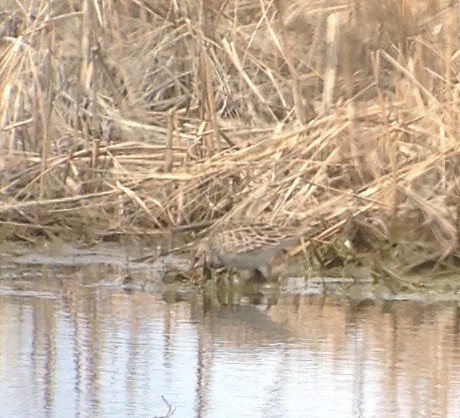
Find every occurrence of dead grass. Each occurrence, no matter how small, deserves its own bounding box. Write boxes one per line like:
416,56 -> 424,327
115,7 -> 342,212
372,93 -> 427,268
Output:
0,0 -> 459,271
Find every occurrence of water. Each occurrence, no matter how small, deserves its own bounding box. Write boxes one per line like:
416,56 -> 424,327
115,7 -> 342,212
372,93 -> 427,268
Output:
1,250 -> 460,417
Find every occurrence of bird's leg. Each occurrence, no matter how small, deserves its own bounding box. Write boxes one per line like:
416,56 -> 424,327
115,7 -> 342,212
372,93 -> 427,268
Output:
203,262 -> 213,281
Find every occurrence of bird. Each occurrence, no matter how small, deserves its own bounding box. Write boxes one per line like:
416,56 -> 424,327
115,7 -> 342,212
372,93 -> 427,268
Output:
192,223 -> 301,282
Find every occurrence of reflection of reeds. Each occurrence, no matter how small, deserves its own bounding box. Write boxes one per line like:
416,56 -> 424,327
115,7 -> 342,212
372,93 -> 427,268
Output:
1,278 -> 458,416
0,1 -> 458,267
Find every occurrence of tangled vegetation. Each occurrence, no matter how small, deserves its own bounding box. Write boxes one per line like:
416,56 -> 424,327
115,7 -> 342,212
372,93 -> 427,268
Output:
0,0 -> 459,282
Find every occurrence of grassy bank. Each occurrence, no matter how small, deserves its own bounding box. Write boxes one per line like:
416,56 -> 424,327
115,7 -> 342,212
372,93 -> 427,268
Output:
0,0 -> 459,279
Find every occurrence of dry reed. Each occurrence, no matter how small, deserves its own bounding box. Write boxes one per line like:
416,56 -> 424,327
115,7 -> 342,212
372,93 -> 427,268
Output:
0,0 -> 459,274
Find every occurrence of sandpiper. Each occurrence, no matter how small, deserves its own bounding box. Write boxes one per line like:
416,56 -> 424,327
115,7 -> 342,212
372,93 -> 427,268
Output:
192,223 -> 301,281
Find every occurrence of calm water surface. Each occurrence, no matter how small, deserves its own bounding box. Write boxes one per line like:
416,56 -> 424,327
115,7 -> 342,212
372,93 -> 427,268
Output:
1,249 -> 460,418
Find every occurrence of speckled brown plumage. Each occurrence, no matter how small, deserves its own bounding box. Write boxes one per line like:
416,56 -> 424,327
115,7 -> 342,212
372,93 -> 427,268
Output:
193,223 -> 300,281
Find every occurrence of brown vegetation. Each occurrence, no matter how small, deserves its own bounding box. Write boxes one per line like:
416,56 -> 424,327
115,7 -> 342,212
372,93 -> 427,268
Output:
0,1 -> 459,276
